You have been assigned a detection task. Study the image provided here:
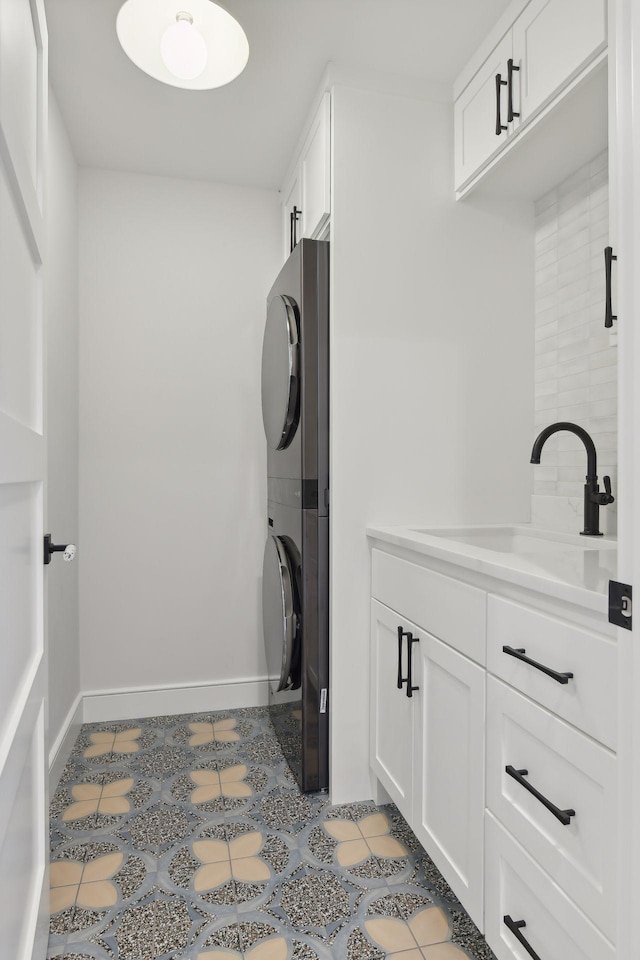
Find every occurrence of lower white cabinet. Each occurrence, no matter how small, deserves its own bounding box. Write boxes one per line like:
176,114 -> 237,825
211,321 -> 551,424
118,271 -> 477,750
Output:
485,813 -> 615,960
369,543 -> 617,956
370,599 -> 415,822
413,634 -> 485,927
370,597 -> 485,928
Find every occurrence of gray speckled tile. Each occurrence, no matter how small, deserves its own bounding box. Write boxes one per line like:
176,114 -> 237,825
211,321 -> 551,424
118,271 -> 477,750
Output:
48,707 -> 496,960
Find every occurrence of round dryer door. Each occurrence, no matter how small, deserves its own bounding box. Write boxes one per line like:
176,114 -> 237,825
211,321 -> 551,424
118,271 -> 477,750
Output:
261,294 -> 300,450
262,534 -> 298,693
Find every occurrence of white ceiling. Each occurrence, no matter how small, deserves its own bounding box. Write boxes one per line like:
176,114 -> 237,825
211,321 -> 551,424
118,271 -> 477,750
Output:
46,0 -> 512,189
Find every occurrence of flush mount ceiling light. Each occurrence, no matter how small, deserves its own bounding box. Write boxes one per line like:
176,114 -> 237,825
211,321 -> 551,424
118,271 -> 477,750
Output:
116,0 -> 249,90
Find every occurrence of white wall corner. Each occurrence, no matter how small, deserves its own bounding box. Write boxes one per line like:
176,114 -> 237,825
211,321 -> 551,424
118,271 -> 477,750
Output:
81,677 -> 270,724
48,693 -> 83,793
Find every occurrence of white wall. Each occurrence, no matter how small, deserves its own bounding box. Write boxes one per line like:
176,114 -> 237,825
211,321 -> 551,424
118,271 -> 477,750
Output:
532,150 -> 617,534
46,90 -> 80,761
78,169 -> 280,701
329,84 -> 535,802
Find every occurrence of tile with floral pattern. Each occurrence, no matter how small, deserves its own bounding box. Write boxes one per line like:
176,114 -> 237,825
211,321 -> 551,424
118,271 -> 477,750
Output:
48,707 -> 495,960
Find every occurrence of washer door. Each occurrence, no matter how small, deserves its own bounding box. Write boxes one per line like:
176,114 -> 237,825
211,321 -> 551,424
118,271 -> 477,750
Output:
262,534 -> 298,693
261,294 -> 300,450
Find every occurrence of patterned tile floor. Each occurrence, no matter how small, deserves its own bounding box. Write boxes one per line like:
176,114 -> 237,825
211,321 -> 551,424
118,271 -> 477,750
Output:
48,707 -> 496,960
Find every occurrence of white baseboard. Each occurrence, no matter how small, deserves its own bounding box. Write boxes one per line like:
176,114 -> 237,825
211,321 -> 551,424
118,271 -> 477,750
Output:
82,676 -> 270,723
49,692 -> 83,792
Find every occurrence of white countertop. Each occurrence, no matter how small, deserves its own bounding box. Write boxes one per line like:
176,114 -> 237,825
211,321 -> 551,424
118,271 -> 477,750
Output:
366,523 -> 617,615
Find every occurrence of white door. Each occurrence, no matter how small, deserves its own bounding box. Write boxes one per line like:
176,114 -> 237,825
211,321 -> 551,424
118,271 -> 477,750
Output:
370,599 -> 415,822
0,1 -> 49,959
412,633 -> 485,929
512,0 -> 607,125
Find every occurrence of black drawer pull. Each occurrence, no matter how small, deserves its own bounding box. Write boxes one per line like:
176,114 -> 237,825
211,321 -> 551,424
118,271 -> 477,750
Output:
504,916 -> 542,960
507,58 -> 520,122
506,765 -> 576,826
495,73 -> 508,135
406,634 -> 419,699
604,246 -> 617,328
502,645 -> 573,685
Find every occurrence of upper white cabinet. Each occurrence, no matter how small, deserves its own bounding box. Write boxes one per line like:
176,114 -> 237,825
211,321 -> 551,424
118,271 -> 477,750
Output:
454,0 -> 607,194
514,0 -> 607,123
281,168 -> 301,259
455,33 -> 514,192
281,92 -> 331,260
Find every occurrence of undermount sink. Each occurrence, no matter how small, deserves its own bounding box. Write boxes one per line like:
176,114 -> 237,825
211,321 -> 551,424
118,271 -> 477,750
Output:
411,525 -> 617,554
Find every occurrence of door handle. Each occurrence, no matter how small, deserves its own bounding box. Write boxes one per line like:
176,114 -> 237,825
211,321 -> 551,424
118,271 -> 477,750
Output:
44,534 -> 76,565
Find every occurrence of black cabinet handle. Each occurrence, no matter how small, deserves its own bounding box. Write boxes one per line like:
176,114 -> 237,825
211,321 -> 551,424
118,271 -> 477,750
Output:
495,73 -> 508,135
604,246 -> 617,328
505,765 -> 576,826
397,627 -> 408,689
507,58 -> 520,122
503,916 -> 542,960
406,634 -> 419,698
502,645 -> 573,685
290,205 -> 301,252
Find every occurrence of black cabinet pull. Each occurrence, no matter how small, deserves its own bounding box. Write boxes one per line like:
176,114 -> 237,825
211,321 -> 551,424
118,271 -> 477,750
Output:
506,765 -> 576,826
604,246 -> 617,328
502,645 -> 573,685
495,73 -> 508,135
397,626 -> 409,690
503,916 -> 542,960
507,58 -> 520,122
290,205 -> 301,252
406,634 -> 419,698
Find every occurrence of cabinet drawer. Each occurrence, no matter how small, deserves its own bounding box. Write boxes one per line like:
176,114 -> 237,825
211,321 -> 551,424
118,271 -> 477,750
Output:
371,549 -> 486,663
485,813 -> 615,960
487,677 -> 616,941
487,595 -> 616,748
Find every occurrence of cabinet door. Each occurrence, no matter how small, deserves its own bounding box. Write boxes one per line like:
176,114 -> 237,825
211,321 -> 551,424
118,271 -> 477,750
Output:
454,32 -> 513,191
412,633 -> 485,928
370,599 -> 415,822
281,166 -> 301,261
301,92 -> 331,240
512,0 -> 607,126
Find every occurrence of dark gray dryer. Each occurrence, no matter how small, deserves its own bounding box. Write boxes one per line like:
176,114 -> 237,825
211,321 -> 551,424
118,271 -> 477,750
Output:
260,239 -> 329,792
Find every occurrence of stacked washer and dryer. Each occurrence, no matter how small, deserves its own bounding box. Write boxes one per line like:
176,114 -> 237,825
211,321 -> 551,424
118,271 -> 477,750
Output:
260,239 -> 329,792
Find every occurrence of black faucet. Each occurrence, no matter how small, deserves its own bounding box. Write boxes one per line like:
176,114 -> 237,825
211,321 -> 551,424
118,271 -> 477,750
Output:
530,422 -> 614,537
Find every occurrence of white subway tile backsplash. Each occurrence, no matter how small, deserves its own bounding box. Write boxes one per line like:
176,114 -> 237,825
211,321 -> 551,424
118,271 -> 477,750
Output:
535,379 -> 558,398
559,371 -> 589,392
533,150 -> 616,529
589,398 -> 617,418
589,363 -> 616,385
